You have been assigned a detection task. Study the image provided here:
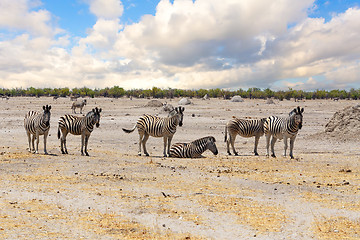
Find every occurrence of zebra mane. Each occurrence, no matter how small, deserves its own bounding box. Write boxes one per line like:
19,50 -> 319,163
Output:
85,111 -> 94,117
192,136 -> 215,145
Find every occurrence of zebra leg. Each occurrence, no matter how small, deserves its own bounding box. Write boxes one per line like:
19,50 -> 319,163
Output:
229,134 -> 238,155
265,134 -> 271,157
142,133 -> 150,156
62,131 -> 68,154
43,131 -> 48,154
34,132 -> 40,154
283,137 -> 288,157
26,132 -> 32,152
289,136 -> 296,159
81,134 -> 85,156
167,136 -> 173,157
84,135 -> 89,156
254,135 -> 260,156
163,137 -> 168,157
270,136 -> 277,158
138,132 -> 143,156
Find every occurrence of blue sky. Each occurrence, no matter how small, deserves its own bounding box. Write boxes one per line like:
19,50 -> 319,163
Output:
0,0 -> 359,90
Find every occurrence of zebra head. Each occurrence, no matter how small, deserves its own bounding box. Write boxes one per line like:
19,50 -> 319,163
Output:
42,105 -> 51,127
174,106 -> 185,127
91,107 -> 102,128
290,106 -> 304,129
206,136 -> 218,155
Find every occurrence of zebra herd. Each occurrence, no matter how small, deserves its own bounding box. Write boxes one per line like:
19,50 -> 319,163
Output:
24,102 -> 304,159
24,104 -> 102,156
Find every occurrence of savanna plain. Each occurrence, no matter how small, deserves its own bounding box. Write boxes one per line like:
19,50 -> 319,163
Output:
0,96 -> 359,239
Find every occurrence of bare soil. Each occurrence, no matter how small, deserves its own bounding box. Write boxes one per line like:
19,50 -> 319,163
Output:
0,97 -> 359,239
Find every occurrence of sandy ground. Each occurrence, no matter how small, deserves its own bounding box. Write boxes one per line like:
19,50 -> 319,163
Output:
0,96 -> 359,239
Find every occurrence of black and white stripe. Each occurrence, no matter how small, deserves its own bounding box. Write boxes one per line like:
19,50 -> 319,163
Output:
58,107 -> 102,156
71,99 -> 87,114
264,106 -> 304,159
169,136 -> 218,158
224,117 -> 266,156
24,105 -> 51,154
123,107 -> 185,157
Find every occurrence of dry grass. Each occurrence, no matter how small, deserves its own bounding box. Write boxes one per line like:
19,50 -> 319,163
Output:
314,216 -> 360,240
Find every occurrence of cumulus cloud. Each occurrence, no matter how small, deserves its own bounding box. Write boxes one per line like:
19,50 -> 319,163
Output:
88,0 -> 123,19
1,0 -> 360,90
0,0 -> 55,37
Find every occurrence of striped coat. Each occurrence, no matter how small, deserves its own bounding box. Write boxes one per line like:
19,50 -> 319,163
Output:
123,107 -> 185,157
58,107 -> 102,156
169,136 -> 218,158
264,106 -> 304,159
224,117 -> 266,156
24,105 -> 51,154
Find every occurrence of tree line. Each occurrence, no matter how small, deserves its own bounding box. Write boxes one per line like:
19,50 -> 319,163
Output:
1,86 -> 360,100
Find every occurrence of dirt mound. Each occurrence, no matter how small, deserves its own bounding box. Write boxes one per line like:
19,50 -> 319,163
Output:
179,98 -> 191,105
230,95 -> 244,102
324,104 -> 360,139
145,99 -> 163,107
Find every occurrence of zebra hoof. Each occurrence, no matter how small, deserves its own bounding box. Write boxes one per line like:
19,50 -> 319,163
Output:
227,152 -> 231,156
145,153 -> 149,157
85,152 -> 89,156
234,152 -> 238,156
138,153 -> 141,156
290,155 -> 294,159
271,154 -> 276,158
254,152 -> 259,156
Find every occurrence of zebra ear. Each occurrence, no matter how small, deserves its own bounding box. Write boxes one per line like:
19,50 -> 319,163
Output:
92,108 -> 95,112
181,107 -> 185,113
48,105 -> 51,110
300,107 -> 304,113
98,108 -> 102,113
43,105 -> 45,110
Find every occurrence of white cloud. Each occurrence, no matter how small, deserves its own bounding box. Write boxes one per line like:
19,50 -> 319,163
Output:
1,0 -> 360,90
88,0 -> 123,19
0,0 -> 54,37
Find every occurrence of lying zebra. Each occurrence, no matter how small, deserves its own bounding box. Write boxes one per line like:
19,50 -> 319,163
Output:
58,107 -> 102,156
169,136 -> 218,158
24,105 -> 51,154
264,106 -> 304,159
225,117 -> 266,156
71,99 -> 87,114
123,107 -> 185,157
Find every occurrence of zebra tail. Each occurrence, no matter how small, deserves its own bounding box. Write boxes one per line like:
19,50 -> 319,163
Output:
57,127 -> 60,139
122,124 -> 137,133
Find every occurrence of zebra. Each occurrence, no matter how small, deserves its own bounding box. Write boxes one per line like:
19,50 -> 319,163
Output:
224,117 -> 267,156
71,99 -> 87,114
169,136 -> 218,158
264,106 -> 304,159
24,105 -> 51,154
162,102 -> 177,117
58,107 -> 102,156
122,106 -> 185,157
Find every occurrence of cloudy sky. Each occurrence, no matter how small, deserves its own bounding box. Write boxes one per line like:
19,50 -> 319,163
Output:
0,0 -> 359,90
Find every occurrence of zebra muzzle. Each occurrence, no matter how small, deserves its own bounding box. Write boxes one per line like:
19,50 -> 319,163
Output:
96,123 -> 100,128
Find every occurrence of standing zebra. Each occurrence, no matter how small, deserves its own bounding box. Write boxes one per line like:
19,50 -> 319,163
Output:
264,106 -> 304,159
71,99 -> 87,114
169,136 -> 218,158
122,107 -> 185,157
58,107 -> 102,156
224,117 -> 267,156
24,105 -> 51,154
